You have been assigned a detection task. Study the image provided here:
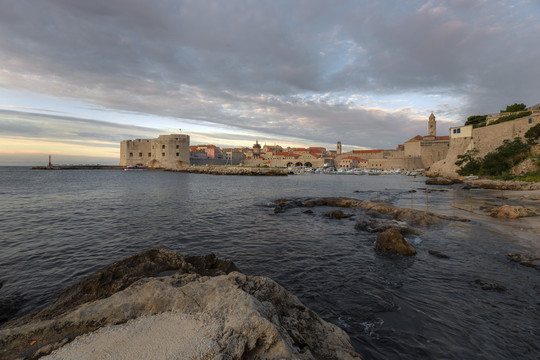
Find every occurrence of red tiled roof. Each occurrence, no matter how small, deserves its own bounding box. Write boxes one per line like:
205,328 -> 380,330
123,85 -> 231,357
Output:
405,135 -> 424,143
352,149 -> 383,154
435,136 -> 450,140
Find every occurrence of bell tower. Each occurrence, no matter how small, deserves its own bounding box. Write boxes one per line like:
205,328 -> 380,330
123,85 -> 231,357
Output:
428,113 -> 436,138
337,141 -> 342,155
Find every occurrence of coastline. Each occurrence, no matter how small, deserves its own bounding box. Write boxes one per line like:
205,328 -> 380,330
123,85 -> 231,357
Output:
171,165 -> 288,176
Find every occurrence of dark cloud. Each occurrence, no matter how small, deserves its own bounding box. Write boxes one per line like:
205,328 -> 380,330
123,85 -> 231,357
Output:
0,0 -> 538,149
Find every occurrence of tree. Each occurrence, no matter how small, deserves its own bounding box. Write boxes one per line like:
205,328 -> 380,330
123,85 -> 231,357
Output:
524,123 -> 540,144
501,103 -> 526,113
455,149 -> 481,176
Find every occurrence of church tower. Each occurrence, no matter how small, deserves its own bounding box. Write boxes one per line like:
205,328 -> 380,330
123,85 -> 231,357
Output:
428,113 -> 436,138
337,141 -> 342,155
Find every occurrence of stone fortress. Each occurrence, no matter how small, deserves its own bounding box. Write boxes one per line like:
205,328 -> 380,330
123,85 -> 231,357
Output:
119,134 -> 190,169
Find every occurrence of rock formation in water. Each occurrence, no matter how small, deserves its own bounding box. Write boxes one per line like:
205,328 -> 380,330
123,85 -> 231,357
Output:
0,249 -> 361,360
273,197 -> 468,227
425,177 -> 456,185
507,253 -> 540,270
489,205 -> 537,218
375,228 -> 417,256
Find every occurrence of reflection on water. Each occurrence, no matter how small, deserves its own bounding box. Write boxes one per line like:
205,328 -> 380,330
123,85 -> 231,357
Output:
0,167 -> 538,359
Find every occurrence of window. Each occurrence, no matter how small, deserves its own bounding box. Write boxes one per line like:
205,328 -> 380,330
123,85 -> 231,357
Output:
529,118 -> 533,124
139,152 -> 142,157
457,128 -> 461,133
148,152 -> 151,157
162,152 -> 165,157
453,129 -> 456,134
176,145 -> 179,149
129,152 -> 133,157
162,145 -> 166,149
176,152 -> 179,156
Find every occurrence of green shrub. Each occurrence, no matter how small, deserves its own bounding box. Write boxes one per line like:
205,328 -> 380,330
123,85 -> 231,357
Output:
455,149 -> 481,176
525,123 -> 540,144
455,138 -> 531,177
489,111 -> 532,126
478,138 -> 530,176
465,115 -> 487,126
501,103 -> 527,113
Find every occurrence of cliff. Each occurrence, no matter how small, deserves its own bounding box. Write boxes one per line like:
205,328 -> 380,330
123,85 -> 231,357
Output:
0,249 -> 360,360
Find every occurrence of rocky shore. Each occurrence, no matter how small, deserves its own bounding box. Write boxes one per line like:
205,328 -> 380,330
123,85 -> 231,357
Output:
0,249 -> 360,360
173,166 -> 288,176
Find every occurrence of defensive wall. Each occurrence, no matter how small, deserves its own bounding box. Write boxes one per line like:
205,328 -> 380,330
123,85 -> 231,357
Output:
429,113 -> 540,178
120,134 -> 190,169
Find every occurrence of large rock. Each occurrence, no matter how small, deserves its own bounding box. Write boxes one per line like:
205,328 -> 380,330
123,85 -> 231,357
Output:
375,228 -> 417,256
355,218 -> 421,235
489,205 -> 537,218
0,249 -> 361,360
425,177 -> 455,185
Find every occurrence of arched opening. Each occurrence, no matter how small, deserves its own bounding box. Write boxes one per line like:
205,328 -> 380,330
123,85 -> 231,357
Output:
295,162 -> 303,167
286,162 -> 294,167
304,162 -> 312,167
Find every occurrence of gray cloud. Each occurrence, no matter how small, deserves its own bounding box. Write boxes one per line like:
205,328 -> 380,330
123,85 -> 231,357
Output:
0,0 -> 538,150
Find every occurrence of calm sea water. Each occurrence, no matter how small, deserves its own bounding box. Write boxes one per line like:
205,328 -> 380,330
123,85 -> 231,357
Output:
0,167 -> 538,359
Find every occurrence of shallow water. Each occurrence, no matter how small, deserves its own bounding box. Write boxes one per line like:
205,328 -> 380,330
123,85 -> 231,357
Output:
0,167 -> 538,359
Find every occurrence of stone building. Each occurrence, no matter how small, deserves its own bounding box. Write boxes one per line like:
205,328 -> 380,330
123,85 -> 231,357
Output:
119,134 -> 190,169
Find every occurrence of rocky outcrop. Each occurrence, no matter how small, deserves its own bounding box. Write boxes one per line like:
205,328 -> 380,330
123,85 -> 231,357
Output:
507,253 -> 540,270
428,250 -> 450,259
173,166 -> 288,176
354,217 -> 421,235
465,179 -> 540,191
474,279 -> 506,292
425,177 -> 456,185
0,249 -> 361,360
375,228 -> 416,255
489,205 -> 537,218
274,197 -> 468,227
324,210 -> 354,219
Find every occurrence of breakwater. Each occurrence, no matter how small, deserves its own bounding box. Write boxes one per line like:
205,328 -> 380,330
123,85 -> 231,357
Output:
172,165 -> 288,176
31,165 -> 124,170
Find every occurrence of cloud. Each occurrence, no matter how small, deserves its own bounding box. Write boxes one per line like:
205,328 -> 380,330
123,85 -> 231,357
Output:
0,0 -> 538,157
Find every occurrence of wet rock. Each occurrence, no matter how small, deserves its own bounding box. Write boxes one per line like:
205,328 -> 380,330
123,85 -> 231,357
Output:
507,253 -> 540,270
375,228 -> 417,256
464,179 -> 540,191
474,280 -> 506,292
273,197 -> 468,227
324,210 -> 354,219
408,190 -> 416,193
303,209 -> 314,214
428,250 -> 450,259
425,177 -> 455,185
0,250 -> 361,360
355,218 -> 421,235
489,205 -> 537,219
0,294 -> 25,324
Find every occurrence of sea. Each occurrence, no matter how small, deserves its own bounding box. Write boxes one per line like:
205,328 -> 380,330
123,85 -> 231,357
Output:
0,166 -> 538,359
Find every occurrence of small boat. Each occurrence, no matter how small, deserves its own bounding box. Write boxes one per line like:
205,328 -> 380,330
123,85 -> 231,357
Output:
124,165 -> 146,171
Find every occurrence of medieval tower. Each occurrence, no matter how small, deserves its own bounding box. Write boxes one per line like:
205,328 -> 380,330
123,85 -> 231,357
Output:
428,113 -> 436,137
337,141 -> 342,155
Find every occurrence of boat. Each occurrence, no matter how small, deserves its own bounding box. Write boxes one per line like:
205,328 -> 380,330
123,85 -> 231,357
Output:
124,165 -> 146,171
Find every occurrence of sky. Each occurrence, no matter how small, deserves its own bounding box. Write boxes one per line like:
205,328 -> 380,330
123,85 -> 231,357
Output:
1,0 -> 539,165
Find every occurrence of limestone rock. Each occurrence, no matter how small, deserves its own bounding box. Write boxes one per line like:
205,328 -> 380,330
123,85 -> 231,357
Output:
0,250 -> 361,360
324,210 -> 354,219
507,253 -> 540,270
425,177 -> 455,185
474,279 -> 506,292
355,218 -> 421,235
375,228 -> 417,256
489,205 -> 537,218
428,250 -> 450,259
